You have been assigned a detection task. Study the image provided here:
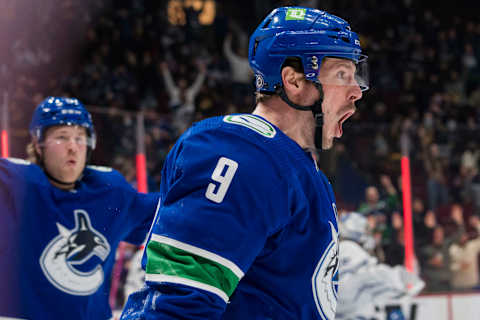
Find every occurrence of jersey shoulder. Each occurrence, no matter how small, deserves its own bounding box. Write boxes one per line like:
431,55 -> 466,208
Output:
82,165 -> 133,191
163,115 -> 293,225
221,114 -> 278,139
339,240 -> 377,273
1,157 -> 32,166
339,240 -> 365,255
173,115 -> 291,176
82,165 -> 136,193
0,157 -> 49,186
180,114 -> 298,165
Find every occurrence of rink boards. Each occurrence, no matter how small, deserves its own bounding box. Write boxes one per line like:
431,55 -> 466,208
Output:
382,292 -> 480,320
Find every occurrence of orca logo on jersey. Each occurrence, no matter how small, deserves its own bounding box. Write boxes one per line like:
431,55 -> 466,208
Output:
39,209 -> 111,295
312,221 -> 339,320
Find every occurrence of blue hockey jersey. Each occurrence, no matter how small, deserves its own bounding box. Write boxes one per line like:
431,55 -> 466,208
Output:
121,114 -> 339,320
0,158 -> 159,320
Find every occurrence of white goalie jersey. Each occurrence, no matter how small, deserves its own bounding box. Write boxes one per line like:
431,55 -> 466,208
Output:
336,213 -> 424,320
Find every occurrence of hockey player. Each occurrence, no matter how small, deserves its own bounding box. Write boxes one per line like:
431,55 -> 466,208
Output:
0,97 -> 159,319
336,212 -> 425,320
121,7 -> 368,319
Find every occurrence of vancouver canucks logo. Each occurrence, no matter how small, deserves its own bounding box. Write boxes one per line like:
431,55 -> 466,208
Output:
255,74 -> 264,89
312,221 -> 339,319
39,210 -> 111,295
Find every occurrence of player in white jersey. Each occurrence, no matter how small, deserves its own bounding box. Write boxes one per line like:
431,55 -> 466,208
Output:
336,212 -> 424,320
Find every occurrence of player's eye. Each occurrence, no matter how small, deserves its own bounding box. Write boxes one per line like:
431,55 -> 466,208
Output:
75,136 -> 88,145
55,135 -> 69,143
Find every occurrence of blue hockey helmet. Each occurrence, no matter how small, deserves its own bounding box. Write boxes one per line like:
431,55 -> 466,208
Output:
249,7 -> 369,93
29,97 -> 96,149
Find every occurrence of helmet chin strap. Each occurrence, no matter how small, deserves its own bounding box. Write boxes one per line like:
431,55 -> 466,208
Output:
276,83 -> 324,151
43,169 -> 78,187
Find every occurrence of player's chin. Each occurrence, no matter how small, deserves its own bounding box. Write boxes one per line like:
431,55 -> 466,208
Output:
62,168 -> 83,182
322,138 -> 334,150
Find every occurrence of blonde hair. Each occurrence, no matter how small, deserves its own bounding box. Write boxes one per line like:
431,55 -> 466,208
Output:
255,92 -> 274,104
26,142 -> 39,164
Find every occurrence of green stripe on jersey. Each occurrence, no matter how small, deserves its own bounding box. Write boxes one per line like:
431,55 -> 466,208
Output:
146,237 -> 241,299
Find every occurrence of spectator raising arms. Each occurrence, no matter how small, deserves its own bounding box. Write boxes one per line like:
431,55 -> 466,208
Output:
160,60 -> 206,136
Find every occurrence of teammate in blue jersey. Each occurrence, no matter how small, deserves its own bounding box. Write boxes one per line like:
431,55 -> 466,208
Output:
121,6 -> 368,320
0,97 -> 159,319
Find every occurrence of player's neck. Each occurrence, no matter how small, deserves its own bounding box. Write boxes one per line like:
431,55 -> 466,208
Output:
49,179 -> 76,190
253,98 -> 315,149
44,169 -> 77,190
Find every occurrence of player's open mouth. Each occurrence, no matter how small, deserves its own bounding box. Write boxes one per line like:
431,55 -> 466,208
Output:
337,112 -> 354,137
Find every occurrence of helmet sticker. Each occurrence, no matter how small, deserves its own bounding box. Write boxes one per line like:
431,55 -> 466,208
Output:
311,56 -> 319,70
285,8 -> 306,20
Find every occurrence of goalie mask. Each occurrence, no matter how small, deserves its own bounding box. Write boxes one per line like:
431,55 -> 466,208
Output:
339,212 -> 375,251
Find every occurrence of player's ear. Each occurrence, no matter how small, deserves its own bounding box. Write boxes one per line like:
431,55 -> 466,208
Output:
281,66 -> 302,92
34,140 -> 42,157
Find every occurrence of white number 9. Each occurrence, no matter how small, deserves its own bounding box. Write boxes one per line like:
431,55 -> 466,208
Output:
205,157 -> 238,203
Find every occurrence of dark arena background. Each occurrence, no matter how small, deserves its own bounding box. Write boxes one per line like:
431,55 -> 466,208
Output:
1,0 -> 479,319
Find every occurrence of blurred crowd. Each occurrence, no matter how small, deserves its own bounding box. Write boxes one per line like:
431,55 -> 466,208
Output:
2,0 -> 480,301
